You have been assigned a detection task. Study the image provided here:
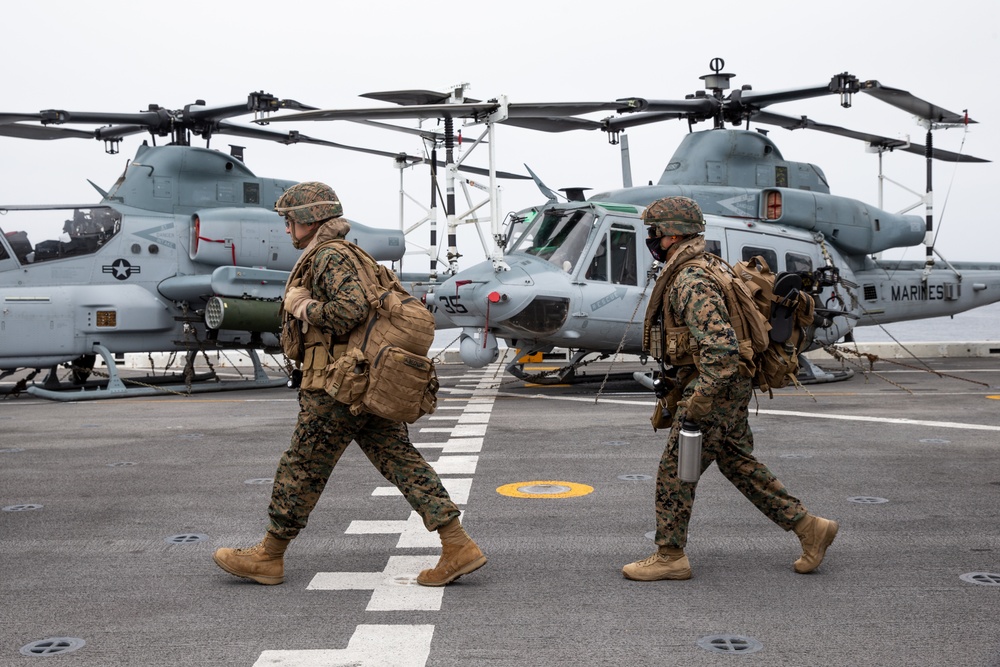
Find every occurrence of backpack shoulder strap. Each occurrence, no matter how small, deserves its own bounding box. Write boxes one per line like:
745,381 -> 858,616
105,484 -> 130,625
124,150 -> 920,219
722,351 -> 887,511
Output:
643,255 -> 706,351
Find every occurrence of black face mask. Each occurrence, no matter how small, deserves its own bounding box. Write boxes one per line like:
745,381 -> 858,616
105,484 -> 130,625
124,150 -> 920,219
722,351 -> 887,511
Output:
645,235 -> 668,262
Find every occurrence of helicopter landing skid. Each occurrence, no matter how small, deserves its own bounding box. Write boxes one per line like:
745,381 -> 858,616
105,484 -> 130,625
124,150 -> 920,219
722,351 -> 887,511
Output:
796,355 -> 854,385
505,349 -> 606,385
25,344 -> 287,401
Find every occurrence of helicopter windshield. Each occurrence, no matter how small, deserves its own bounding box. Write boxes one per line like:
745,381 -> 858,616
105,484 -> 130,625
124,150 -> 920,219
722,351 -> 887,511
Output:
509,208 -> 596,272
0,207 -> 121,266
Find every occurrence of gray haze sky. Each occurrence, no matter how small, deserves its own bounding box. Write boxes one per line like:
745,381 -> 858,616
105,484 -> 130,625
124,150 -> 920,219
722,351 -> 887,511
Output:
3,0 -> 998,267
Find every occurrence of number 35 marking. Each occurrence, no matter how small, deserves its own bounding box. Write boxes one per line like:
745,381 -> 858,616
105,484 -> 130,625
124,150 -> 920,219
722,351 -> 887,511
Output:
438,295 -> 468,314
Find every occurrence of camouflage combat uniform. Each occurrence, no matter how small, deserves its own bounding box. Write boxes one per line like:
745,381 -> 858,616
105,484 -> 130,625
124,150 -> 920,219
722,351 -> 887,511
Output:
267,220 -> 459,540
653,236 -> 806,548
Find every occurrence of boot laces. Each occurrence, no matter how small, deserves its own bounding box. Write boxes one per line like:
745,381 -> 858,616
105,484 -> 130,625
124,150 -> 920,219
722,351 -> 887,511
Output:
636,552 -> 667,567
233,540 -> 263,556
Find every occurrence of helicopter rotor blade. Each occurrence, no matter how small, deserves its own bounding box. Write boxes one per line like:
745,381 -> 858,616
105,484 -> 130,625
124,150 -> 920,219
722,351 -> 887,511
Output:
859,81 -> 974,124
626,97 -> 718,116
361,90 -> 456,106
737,82 -> 855,109
38,108 -> 169,128
93,125 -> 151,140
0,112 -> 42,125
502,117 -> 604,132
753,111 -> 989,163
357,90 -> 623,132
602,111 -> 690,132
184,93 -> 320,124
215,122 -> 529,179
0,124 -> 95,140
265,99 -> 643,126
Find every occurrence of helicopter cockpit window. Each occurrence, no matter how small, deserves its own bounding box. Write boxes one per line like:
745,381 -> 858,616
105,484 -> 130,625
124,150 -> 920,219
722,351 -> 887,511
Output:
0,207 -> 122,264
741,245 -> 778,273
511,208 -> 596,273
586,237 -> 609,281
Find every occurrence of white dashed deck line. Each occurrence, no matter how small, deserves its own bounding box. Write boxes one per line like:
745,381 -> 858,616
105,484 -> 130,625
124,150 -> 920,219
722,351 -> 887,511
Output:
255,624 -> 434,666
308,555 -> 442,611
372,478 -> 472,505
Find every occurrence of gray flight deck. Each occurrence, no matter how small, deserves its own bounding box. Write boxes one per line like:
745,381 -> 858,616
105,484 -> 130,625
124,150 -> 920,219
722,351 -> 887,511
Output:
2,354 -> 999,666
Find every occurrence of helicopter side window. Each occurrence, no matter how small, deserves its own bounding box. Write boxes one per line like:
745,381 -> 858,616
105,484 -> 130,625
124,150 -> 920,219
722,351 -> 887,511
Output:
785,252 -> 813,274
609,227 -> 637,286
705,239 -> 722,256
741,245 -> 778,273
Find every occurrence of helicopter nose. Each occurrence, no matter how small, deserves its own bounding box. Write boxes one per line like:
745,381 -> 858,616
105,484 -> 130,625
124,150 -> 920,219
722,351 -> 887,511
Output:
436,260 -> 572,337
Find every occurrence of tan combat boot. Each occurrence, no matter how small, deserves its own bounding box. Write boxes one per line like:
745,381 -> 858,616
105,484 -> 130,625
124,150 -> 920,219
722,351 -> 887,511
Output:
793,513 -> 838,573
213,533 -> 290,585
416,518 -> 487,587
622,547 -> 692,581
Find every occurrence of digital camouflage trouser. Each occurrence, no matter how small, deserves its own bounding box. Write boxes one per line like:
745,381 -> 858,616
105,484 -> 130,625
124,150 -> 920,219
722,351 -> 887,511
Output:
654,377 -> 807,548
267,390 -> 460,540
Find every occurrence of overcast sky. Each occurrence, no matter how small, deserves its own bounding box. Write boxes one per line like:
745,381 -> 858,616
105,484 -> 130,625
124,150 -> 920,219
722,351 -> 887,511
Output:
3,0 -> 997,268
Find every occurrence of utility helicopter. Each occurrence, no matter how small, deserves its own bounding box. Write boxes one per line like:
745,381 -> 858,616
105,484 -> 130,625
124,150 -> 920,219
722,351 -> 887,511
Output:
270,60 -> 996,384
0,91 -> 635,400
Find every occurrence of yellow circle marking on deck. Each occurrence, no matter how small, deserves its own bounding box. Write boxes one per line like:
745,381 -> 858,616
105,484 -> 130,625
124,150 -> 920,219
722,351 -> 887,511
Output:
496,481 -> 594,498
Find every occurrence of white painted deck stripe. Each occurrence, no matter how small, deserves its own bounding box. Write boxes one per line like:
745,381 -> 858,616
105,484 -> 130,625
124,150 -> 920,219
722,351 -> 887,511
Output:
255,624 -> 434,666
308,555 -> 442,611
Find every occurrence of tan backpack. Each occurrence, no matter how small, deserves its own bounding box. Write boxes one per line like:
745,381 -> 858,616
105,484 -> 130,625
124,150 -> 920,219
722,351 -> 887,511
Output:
647,253 -> 815,395
319,240 -> 439,423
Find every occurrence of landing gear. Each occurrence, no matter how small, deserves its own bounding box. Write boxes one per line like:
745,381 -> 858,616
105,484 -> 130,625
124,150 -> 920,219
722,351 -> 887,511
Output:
24,344 -> 287,401
69,354 -> 96,385
797,356 -> 854,384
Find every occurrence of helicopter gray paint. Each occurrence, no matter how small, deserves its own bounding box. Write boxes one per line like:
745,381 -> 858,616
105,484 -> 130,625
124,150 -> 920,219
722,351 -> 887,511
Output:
0,144 -> 407,375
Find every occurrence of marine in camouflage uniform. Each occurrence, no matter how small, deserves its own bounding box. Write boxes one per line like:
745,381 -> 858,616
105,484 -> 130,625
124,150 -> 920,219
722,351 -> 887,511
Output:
622,196 -> 838,582
213,182 -> 486,587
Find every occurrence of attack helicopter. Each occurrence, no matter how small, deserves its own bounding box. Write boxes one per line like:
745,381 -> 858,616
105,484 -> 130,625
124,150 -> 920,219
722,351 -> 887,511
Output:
268,61 -> 996,384
0,92 -> 445,400
0,90 -> 633,399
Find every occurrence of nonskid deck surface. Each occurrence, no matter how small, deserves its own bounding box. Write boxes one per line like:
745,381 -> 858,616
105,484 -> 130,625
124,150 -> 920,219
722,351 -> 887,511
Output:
2,356 -> 998,666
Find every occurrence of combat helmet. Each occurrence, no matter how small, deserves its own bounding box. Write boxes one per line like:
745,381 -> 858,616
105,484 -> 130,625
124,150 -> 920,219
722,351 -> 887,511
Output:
642,196 -> 705,237
275,181 -> 343,224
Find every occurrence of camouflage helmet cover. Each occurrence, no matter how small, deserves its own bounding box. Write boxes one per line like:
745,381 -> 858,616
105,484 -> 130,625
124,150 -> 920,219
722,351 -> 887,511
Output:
642,196 -> 705,237
275,181 -> 343,224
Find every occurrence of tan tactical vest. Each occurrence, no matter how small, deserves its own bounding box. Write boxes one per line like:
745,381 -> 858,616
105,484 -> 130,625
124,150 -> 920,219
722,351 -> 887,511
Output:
642,236 -> 759,377
281,223 -> 351,391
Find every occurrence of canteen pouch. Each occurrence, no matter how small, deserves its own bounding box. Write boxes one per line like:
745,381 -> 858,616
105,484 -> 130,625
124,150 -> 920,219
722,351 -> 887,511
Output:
281,317 -> 304,361
325,347 -> 368,406
650,398 -> 671,432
